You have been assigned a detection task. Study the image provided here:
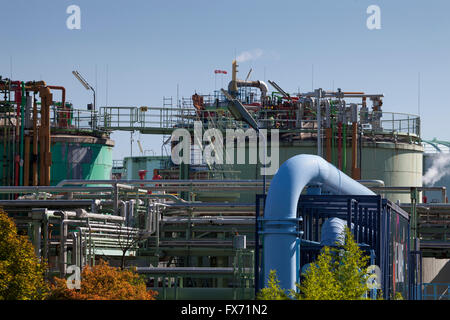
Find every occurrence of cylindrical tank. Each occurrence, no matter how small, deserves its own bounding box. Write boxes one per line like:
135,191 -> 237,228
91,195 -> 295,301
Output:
50,135 -> 114,185
229,140 -> 423,203
0,134 -> 114,186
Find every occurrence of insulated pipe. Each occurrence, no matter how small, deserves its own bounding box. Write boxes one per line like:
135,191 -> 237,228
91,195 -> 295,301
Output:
263,154 -> 375,291
320,217 -> 347,246
228,80 -> 269,100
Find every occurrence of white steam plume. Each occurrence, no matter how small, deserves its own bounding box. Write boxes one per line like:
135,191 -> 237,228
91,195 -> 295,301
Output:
236,49 -> 263,63
423,153 -> 450,186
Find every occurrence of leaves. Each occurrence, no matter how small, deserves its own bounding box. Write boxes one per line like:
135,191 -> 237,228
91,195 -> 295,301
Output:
299,227 -> 370,300
47,260 -> 158,300
258,227 -> 372,300
0,208 -> 48,300
257,270 -> 290,300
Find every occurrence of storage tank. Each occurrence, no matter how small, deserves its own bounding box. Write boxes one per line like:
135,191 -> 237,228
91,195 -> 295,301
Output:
228,138 -> 423,203
0,78 -> 114,191
50,134 -> 114,185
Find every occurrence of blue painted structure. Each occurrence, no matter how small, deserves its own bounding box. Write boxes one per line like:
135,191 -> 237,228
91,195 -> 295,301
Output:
256,154 -> 420,299
261,154 -> 375,292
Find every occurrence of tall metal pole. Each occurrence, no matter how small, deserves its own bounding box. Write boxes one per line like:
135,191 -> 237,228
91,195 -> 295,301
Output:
316,88 -> 322,157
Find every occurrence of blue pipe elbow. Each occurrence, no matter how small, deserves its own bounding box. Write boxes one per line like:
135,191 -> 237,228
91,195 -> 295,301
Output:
262,154 -> 375,291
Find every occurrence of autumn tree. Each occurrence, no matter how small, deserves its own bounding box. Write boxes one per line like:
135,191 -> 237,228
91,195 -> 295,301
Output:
47,260 -> 158,300
0,208 -> 48,300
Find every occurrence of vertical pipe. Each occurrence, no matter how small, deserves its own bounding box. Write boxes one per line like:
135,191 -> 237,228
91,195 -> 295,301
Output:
12,81 -> 21,189
39,93 -> 45,186
316,90 -> 322,157
351,122 -> 360,180
6,110 -> 11,188
32,95 -> 38,186
263,154 -> 375,291
337,122 -> 342,170
2,115 -> 6,187
39,87 -> 52,186
24,135 -> 30,186
343,123 -> 347,174
325,128 -> 332,163
19,82 -> 25,186
59,212 -> 68,277
47,86 -> 66,128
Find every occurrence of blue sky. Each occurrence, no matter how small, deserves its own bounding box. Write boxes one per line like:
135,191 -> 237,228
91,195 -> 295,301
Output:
1,0 -> 449,160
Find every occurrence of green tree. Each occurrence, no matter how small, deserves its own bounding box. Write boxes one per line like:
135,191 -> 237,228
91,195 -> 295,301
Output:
0,208 -> 48,300
256,270 -> 290,300
258,227 -> 372,300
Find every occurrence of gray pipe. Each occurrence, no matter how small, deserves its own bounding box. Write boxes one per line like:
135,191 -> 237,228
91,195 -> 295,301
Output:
59,211 -> 68,277
56,179 -> 268,187
228,80 -> 268,99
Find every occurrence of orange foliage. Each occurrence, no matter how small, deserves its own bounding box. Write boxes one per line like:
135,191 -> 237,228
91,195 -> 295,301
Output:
48,260 -> 157,300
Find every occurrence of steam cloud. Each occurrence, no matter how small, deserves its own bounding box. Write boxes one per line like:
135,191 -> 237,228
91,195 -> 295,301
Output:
236,49 -> 263,63
423,153 -> 450,186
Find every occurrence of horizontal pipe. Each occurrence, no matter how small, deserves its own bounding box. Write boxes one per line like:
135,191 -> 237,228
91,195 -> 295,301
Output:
56,179 -> 269,187
0,186 -> 113,193
162,217 -> 255,225
0,200 -> 94,207
357,180 -> 385,187
53,210 -> 125,222
136,267 -> 252,275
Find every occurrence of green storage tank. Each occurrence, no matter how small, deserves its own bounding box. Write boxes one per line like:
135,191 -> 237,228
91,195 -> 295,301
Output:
50,135 -> 114,185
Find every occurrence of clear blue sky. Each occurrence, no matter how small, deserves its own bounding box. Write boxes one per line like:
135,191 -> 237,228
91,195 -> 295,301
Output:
1,0 -> 449,160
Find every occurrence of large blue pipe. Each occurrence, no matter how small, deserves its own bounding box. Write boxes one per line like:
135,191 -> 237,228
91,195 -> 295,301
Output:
263,154 -> 375,291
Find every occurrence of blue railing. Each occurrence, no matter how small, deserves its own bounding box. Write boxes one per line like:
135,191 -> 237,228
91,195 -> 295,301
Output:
422,283 -> 450,300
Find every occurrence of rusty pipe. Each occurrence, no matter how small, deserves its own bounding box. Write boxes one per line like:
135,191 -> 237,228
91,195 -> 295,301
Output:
38,87 -> 52,186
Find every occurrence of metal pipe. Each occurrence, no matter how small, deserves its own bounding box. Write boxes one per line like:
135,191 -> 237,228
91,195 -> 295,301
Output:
38,86 -> 52,186
24,133 -> 30,186
136,266 -> 250,275
56,179 -> 269,187
0,186 -> 114,193
263,154 -> 375,291
228,79 -> 269,100
11,81 -> 21,191
32,95 -> 38,186
358,180 -> 385,187
0,200 -> 94,207
59,211 -> 68,276
19,82 -> 25,186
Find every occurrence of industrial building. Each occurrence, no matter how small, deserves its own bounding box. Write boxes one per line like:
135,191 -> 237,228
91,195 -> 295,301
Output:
0,60 -> 448,300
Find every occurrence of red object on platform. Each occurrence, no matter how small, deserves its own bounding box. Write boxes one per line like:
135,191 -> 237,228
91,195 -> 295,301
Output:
138,170 -> 147,180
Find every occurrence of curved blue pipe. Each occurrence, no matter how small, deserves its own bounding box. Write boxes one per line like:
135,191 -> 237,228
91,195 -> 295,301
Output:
320,217 -> 348,246
263,154 -> 375,291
